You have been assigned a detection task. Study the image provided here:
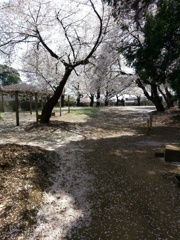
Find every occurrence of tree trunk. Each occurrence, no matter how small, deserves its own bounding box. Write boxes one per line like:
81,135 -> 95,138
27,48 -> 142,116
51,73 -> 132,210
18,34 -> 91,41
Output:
158,85 -> 173,109
136,79 -> 164,112
151,84 -> 165,111
137,96 -> 141,106
41,67 -> 73,123
96,88 -> 100,107
90,94 -> 94,107
165,86 -> 174,108
105,99 -> 109,106
121,98 -> 125,106
76,95 -> 81,106
116,95 -> 119,106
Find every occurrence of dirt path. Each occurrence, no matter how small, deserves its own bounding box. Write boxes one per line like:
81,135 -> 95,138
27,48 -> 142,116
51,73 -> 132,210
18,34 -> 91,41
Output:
0,106 -> 180,239
67,108 -> 180,240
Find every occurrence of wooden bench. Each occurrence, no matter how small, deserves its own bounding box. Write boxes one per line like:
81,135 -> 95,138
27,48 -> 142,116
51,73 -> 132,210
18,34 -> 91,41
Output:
174,174 -> 180,187
165,144 -> 180,162
155,148 -> 165,158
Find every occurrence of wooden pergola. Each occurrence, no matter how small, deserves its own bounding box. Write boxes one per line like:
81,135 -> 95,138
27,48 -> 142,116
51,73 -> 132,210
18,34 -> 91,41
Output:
0,83 -> 53,126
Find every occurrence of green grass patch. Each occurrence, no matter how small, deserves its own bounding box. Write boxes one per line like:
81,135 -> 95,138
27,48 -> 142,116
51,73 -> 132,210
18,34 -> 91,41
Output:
69,107 -> 99,117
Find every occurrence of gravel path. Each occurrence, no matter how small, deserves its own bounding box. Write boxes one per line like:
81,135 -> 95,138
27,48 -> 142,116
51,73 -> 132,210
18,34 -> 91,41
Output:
0,106 -> 180,240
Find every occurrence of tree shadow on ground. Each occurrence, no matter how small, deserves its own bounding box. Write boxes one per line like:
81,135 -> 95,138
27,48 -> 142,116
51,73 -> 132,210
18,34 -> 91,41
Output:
62,135 -> 180,239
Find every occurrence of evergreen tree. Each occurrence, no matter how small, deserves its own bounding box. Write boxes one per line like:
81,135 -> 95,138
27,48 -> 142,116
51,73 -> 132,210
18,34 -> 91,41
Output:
120,0 -> 180,109
0,65 -> 21,86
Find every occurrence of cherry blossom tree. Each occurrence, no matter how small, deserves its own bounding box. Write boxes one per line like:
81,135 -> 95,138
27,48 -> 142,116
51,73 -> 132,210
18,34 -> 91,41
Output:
83,31 -> 135,106
22,47 -> 63,92
0,0 -> 111,122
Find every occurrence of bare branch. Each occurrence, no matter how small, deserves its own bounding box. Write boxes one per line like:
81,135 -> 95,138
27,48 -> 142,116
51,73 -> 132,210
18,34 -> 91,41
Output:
83,0 -> 104,62
56,13 -> 76,61
0,35 -> 29,48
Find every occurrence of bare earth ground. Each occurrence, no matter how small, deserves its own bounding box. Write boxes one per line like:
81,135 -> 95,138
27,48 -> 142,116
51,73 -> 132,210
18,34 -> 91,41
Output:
0,106 -> 180,240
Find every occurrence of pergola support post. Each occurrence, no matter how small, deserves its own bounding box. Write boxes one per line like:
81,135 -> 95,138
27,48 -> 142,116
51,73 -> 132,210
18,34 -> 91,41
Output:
15,91 -> 19,126
35,92 -> 38,122
68,95 -> 70,113
30,94 -> 32,115
59,96 -> 62,116
1,94 -> 4,112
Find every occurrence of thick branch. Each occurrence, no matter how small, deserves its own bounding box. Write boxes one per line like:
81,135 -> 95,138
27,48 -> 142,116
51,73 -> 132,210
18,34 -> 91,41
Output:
136,78 -> 152,100
35,29 -> 59,60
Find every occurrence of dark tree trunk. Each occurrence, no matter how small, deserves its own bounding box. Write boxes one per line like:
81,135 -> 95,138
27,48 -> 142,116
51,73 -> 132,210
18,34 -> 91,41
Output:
105,90 -> 109,106
121,98 -> 125,106
41,67 -> 73,123
90,94 -> 94,107
136,79 -> 164,112
165,86 -> 174,108
76,95 -> 81,106
105,99 -> 109,106
116,95 -> 119,106
151,84 -> 165,111
137,96 -> 141,106
158,85 -> 173,109
96,88 -> 100,107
